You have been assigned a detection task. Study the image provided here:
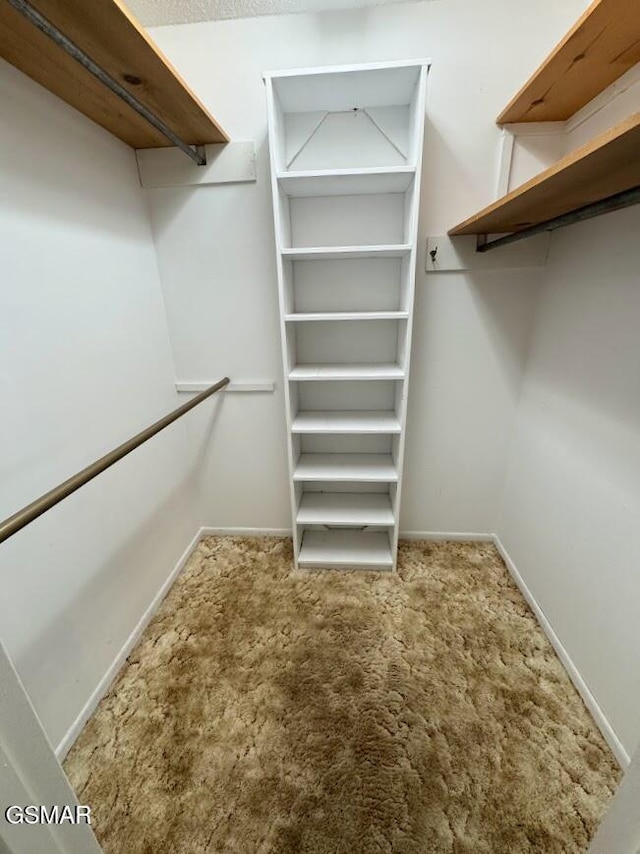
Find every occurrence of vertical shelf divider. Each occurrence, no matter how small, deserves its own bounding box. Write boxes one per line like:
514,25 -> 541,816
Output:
265,60 -> 429,571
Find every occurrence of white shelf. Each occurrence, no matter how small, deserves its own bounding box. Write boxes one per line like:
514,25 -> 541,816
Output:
266,61 -> 425,112
297,492 -> 394,526
285,311 -> 408,322
281,244 -> 412,261
289,363 -> 404,381
292,410 -> 401,434
294,453 -> 398,482
298,530 -> 393,570
277,166 -> 415,197
266,61 -> 428,571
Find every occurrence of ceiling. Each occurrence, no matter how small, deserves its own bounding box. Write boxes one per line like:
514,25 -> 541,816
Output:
130,0 -> 427,26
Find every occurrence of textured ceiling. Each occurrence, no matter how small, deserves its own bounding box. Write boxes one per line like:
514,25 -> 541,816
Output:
130,0 -> 426,26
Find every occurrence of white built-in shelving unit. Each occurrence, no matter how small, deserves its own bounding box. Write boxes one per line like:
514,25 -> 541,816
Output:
265,60 -> 429,571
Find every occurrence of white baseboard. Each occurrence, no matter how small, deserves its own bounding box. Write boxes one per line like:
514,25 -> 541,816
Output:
400,531 -> 494,542
200,526 -> 292,537
493,534 -> 630,770
55,528 -> 205,761
200,529 -> 496,542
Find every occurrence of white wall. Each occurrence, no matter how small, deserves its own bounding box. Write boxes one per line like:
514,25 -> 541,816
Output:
0,60 -> 202,751
148,0 -> 586,534
496,204 -> 640,761
588,744 -> 640,853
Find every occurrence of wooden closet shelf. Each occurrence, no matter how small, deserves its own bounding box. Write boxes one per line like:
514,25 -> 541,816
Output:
498,0 -> 640,124
449,113 -> 640,237
0,0 -> 228,149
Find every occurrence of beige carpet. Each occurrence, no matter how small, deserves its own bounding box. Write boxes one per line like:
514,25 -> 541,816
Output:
64,537 -> 620,853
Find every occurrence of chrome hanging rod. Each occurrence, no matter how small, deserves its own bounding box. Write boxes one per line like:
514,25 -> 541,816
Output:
0,378 -> 229,545
6,0 -> 207,166
476,185 -> 640,252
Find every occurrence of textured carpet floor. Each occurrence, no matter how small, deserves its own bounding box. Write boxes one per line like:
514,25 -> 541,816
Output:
64,537 -> 620,854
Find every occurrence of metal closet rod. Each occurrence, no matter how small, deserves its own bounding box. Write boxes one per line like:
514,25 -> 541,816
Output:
477,185 -> 640,252
7,0 -> 207,166
0,378 -> 230,545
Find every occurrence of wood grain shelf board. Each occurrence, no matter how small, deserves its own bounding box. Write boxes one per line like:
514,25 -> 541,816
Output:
297,492 -> 395,526
497,0 -> 640,124
298,530 -> 393,570
0,0 -> 228,148
449,113 -> 640,236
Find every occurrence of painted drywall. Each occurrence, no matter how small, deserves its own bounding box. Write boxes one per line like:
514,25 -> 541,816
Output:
0,60 -> 203,750
495,204 -> 640,758
147,0 -> 586,534
588,745 -> 640,853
